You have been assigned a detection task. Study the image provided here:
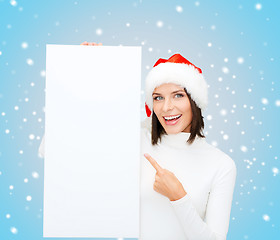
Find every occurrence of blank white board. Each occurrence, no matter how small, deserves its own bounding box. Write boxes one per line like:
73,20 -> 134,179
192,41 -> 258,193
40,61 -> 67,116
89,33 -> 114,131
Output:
44,44 -> 141,238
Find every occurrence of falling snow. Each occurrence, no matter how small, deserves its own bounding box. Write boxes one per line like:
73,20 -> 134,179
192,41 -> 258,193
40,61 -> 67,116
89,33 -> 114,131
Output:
240,146 -> 248,152
175,5 -> 183,13
26,58 -> 34,66
96,28 -> 103,35
26,195 -> 32,201
1,2 -> 279,239
220,109 -> 227,116
261,98 -> 269,105
32,171 -> 39,178
222,67 -> 229,74
10,227 -> 18,234
10,0 -> 17,7
21,42 -> 28,49
237,57 -> 244,64
211,141 -> 218,147
263,214 -> 270,221
40,70 -> 46,77
156,21 -> 164,28
29,134 -> 35,140
255,3 -> 262,10
272,167 -> 279,176
223,134 -> 229,140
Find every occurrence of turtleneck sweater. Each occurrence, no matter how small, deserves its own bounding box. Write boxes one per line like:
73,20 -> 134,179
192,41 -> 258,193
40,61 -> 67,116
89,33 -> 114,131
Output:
140,118 -> 237,240
38,118 -> 236,240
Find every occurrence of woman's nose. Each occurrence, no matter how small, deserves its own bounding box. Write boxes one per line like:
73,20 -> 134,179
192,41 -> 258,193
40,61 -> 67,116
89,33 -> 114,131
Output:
163,98 -> 174,112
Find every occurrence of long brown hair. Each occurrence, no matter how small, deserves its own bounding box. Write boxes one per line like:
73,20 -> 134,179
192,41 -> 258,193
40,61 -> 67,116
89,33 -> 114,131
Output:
151,88 -> 205,145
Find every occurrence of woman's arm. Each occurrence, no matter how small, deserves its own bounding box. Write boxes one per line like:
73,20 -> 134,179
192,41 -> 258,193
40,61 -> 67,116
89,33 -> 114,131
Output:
169,155 -> 237,240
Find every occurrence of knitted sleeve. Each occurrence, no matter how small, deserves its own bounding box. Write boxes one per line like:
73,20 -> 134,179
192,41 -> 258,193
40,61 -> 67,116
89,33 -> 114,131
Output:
169,155 -> 237,240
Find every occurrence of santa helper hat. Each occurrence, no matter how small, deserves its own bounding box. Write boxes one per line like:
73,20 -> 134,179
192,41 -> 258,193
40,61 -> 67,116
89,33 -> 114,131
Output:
145,53 -> 208,117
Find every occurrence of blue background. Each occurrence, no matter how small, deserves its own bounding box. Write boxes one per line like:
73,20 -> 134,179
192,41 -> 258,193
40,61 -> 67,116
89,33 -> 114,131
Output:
0,0 -> 279,239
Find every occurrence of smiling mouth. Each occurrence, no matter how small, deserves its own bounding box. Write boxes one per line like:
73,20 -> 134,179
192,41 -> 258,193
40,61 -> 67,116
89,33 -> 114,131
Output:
163,114 -> 182,121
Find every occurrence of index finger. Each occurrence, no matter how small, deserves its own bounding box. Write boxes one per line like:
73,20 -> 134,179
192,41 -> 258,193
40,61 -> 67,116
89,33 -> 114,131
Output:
144,153 -> 162,172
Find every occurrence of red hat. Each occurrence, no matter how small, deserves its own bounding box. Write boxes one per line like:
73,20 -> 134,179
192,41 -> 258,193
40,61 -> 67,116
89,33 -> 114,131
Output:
145,53 -> 208,117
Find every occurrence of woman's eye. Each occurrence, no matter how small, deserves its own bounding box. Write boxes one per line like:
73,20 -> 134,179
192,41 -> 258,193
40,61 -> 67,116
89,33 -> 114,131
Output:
175,94 -> 184,98
153,96 -> 163,101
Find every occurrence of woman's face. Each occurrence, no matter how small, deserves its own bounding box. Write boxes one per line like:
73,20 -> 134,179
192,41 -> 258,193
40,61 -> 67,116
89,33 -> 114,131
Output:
152,83 -> 192,134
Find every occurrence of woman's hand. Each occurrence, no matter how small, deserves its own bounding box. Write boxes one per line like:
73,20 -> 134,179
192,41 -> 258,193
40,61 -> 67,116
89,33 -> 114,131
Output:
144,153 -> 187,201
80,41 -> 103,46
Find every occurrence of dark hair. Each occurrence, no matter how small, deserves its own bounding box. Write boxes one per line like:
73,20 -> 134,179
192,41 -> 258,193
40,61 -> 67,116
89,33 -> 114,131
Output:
151,88 -> 205,145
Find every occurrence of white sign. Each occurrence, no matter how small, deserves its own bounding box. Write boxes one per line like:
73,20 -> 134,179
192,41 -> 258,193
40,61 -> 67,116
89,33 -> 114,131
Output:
44,44 -> 141,238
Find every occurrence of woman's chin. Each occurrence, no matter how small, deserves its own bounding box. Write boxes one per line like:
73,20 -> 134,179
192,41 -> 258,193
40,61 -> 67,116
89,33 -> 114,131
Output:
164,127 -> 181,135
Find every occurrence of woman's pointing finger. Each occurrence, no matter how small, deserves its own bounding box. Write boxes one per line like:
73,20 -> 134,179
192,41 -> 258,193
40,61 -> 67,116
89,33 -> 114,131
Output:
144,153 -> 162,172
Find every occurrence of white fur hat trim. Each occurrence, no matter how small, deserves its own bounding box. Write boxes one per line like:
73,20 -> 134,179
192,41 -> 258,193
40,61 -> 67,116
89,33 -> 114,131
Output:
145,62 -> 208,112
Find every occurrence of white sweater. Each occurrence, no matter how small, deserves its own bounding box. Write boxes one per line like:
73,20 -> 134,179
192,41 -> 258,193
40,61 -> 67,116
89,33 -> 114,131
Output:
38,118 -> 237,240
140,118 -> 236,240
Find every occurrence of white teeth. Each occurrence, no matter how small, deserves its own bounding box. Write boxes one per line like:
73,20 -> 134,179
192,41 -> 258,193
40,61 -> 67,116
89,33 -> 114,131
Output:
164,114 -> 181,120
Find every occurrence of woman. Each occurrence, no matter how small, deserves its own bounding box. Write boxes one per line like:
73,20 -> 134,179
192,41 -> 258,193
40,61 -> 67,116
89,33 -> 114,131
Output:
39,42 -> 237,240
139,53 -> 236,240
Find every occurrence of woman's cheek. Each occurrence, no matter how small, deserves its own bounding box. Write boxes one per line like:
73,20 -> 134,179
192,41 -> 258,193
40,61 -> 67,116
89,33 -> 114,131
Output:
153,103 -> 161,115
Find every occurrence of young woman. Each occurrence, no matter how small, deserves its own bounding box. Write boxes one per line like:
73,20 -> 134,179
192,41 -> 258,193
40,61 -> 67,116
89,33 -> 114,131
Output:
39,42 -> 237,240
140,53 -> 236,240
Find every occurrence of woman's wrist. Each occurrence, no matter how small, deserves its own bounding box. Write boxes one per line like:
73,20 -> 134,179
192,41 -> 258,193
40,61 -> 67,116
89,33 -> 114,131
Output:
170,189 -> 187,201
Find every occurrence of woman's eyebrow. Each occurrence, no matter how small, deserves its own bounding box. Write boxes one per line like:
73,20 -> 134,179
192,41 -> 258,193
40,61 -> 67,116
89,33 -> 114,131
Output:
152,90 -> 184,96
171,90 -> 185,94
